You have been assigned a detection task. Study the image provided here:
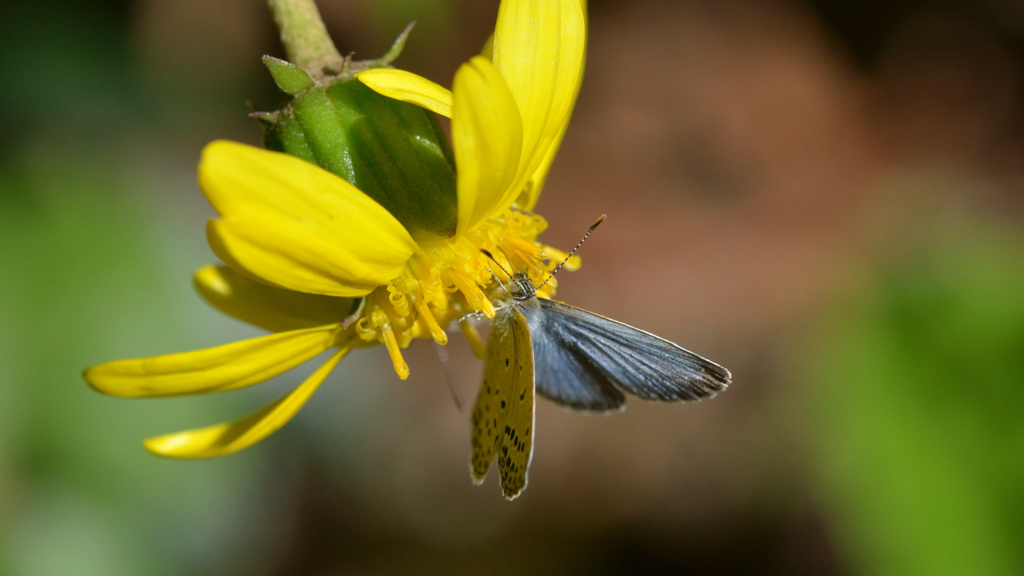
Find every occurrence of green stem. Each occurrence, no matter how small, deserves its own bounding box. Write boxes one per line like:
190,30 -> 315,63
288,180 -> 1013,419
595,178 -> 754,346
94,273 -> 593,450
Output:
267,0 -> 344,78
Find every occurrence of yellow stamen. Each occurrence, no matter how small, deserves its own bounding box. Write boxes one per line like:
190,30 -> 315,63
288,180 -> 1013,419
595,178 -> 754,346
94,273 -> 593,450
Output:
381,326 -> 409,380
354,316 -> 375,342
515,248 -> 546,280
507,235 -> 543,261
414,300 -> 447,345
386,285 -> 411,318
408,259 -> 448,310
450,270 -> 495,318
372,308 -> 409,380
345,210 -> 577,379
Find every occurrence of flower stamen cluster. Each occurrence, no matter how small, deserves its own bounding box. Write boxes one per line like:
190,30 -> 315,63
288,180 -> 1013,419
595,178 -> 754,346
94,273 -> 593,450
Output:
353,210 -> 577,377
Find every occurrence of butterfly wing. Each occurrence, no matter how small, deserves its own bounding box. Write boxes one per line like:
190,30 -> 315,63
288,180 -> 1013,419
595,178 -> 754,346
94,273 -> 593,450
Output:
470,307 -> 535,500
527,307 -> 627,411
533,299 -> 730,404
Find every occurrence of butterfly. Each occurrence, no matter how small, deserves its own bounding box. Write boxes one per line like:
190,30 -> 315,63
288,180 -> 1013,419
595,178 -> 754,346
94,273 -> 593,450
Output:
470,224 -> 732,500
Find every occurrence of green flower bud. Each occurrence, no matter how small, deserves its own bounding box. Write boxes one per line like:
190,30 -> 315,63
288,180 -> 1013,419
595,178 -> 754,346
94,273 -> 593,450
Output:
254,28 -> 458,238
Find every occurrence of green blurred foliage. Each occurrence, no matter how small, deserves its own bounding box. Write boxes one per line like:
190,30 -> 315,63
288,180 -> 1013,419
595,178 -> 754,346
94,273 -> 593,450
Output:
0,1 -> 290,574
802,216 -> 1024,576
0,150 -> 283,575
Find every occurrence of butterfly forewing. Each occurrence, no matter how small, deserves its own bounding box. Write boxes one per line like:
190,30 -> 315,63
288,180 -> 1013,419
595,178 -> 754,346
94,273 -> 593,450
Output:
532,299 -> 730,405
470,307 -> 535,499
528,314 -> 627,411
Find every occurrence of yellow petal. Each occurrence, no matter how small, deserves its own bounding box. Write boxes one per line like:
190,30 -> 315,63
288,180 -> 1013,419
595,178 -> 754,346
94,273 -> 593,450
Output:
492,0 -> 586,207
480,33 -> 494,60
451,56 -> 523,235
355,68 -> 453,118
194,264 -> 353,333
208,218 -> 389,298
84,324 -> 340,397
515,103 -> 570,211
199,140 -> 418,297
144,346 -> 349,459
517,0 -> 587,211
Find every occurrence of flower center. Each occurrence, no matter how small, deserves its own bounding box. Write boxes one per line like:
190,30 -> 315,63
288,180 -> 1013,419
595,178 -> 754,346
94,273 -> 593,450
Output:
353,210 -> 580,379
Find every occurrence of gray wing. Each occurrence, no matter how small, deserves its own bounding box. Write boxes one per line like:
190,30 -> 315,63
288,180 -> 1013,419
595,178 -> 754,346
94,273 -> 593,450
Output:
528,309 -> 627,411
527,299 -> 730,408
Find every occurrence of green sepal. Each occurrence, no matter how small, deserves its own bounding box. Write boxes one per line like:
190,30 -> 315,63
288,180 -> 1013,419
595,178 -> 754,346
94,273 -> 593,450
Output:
263,77 -> 457,238
263,56 -> 316,95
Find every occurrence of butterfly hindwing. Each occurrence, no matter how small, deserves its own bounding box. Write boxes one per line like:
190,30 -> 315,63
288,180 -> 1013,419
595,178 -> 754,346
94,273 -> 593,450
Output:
535,299 -> 730,404
496,308 -> 535,499
469,326 -> 507,483
470,307 -> 535,499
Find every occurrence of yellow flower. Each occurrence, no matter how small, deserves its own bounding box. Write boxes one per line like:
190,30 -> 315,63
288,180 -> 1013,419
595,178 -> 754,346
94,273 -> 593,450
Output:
83,0 -> 586,459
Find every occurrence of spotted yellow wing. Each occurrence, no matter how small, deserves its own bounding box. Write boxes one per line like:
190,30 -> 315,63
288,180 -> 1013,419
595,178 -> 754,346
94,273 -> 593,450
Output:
470,306 -> 536,499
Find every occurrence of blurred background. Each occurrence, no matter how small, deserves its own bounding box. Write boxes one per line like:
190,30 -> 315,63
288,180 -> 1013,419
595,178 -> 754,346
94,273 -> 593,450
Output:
2,0 -> 1024,574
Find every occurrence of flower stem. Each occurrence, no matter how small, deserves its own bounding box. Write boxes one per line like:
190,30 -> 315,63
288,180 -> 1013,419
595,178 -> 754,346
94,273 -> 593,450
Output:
267,0 -> 344,78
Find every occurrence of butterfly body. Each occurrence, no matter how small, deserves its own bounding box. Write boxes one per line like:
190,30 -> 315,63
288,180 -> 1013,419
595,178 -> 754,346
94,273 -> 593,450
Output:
471,271 -> 731,500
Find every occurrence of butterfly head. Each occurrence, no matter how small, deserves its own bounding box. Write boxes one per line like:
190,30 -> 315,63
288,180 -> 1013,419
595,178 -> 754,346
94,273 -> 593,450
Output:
510,271 -> 537,302
482,214 -> 605,305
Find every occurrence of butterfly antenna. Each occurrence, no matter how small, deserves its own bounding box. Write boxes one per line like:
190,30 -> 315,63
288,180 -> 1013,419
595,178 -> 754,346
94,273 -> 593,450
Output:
480,249 -> 513,297
480,249 -> 514,278
537,214 -> 606,291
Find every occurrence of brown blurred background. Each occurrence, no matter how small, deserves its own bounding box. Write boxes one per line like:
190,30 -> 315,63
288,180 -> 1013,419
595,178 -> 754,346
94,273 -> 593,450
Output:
3,0 -> 1024,574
